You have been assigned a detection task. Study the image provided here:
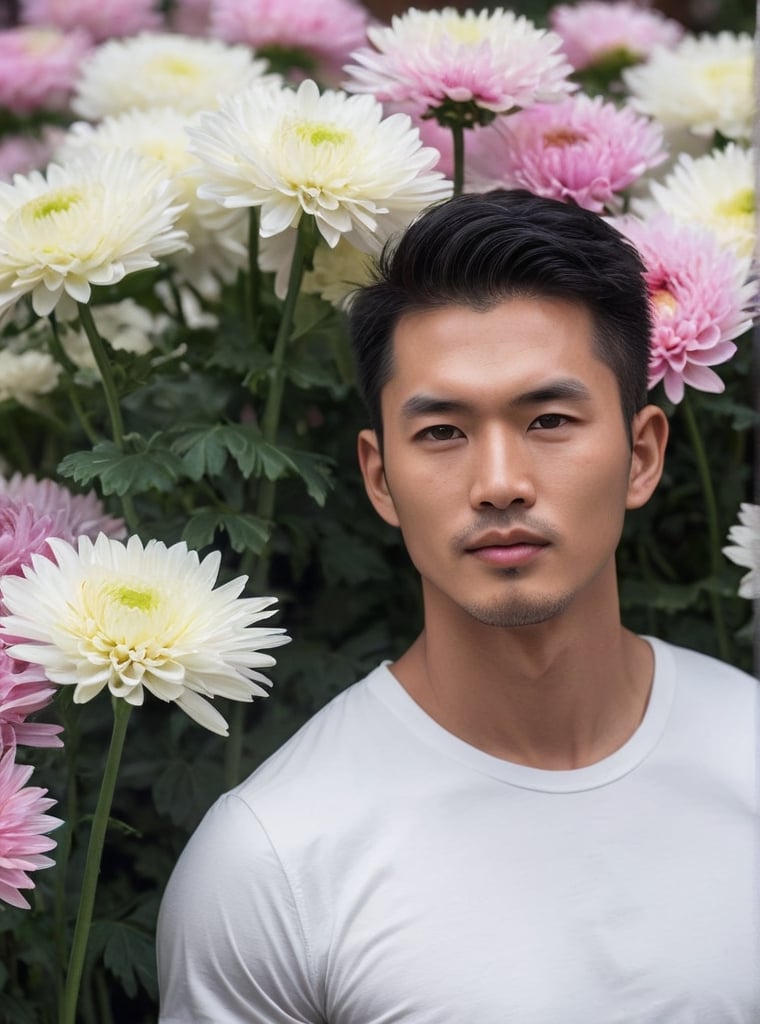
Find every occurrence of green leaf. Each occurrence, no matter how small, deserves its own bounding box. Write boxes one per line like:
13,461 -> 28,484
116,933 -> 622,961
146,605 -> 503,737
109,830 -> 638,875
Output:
153,758 -> 225,830
278,447 -> 334,505
183,508 -> 271,554
98,920 -> 158,1001
58,440 -> 186,496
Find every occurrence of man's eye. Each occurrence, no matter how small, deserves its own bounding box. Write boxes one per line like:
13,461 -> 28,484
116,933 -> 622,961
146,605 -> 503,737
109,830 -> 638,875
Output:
424,425 -> 462,441
531,414 -> 567,430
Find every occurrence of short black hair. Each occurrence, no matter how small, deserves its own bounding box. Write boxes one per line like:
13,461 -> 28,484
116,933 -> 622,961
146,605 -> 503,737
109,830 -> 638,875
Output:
348,189 -> 652,444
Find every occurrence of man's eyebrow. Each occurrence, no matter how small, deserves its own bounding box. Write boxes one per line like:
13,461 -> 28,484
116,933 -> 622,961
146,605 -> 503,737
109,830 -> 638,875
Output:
400,379 -> 592,419
511,378 -> 593,406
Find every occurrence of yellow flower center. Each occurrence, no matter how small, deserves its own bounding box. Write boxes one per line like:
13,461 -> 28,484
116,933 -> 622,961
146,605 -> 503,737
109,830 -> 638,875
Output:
294,122 -> 351,148
652,288 -> 679,316
702,57 -> 752,92
22,187 -> 85,223
107,583 -> 161,612
714,188 -> 755,218
148,55 -> 203,80
543,129 -> 587,148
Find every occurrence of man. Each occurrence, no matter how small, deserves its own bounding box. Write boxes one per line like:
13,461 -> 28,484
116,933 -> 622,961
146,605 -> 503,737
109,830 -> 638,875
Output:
157,191 -> 759,1022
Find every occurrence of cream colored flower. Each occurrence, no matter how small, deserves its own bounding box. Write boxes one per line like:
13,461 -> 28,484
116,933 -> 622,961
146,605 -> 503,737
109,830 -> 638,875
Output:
634,144 -> 755,258
72,32 -> 279,119
623,32 -> 754,141
0,534 -> 290,736
302,238 -> 376,308
0,151 -> 187,317
0,348 -> 60,408
188,78 -> 450,250
723,503 -> 760,600
57,108 -> 248,296
57,299 -> 164,370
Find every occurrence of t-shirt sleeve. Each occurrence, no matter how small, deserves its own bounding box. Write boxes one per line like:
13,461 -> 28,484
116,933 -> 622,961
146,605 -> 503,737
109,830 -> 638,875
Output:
157,792 -> 324,1023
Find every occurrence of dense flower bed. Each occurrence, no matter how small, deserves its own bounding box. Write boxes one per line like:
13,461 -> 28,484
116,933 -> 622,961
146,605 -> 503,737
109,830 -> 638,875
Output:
0,1 -> 756,1020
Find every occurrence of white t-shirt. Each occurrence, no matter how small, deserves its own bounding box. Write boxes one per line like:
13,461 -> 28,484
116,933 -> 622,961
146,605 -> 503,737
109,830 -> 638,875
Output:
157,638 -> 759,1023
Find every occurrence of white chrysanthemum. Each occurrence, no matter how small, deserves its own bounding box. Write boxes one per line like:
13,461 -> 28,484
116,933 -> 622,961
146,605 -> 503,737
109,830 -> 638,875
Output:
0,349 -> 60,408
302,238 -> 376,308
723,503 -> 760,600
634,144 -> 755,258
72,32 -> 279,119
0,151 -> 188,318
0,534 -> 291,735
57,108 -> 248,296
623,32 -> 754,141
57,299 -> 165,371
188,78 -> 451,250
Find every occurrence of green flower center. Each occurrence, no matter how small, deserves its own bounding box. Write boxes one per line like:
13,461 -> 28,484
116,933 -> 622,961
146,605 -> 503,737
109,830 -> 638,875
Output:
23,187 -> 84,222
107,584 -> 161,613
149,55 -> 203,80
715,188 -> 754,218
295,122 -> 351,148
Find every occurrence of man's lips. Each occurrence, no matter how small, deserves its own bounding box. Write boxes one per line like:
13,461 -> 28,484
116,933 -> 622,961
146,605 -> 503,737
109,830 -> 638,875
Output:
465,532 -> 549,568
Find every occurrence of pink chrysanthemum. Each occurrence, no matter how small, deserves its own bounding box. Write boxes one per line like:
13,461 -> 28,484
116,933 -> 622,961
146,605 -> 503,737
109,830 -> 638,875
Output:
0,26 -> 91,114
344,7 -> 574,122
0,504 -> 59,580
0,129 -> 64,183
0,643 -> 62,749
469,94 -> 666,213
0,474 -> 125,545
612,213 -> 756,403
19,0 -> 162,42
211,0 -> 369,83
169,0 -> 211,36
0,746 -> 61,909
550,1 -> 684,72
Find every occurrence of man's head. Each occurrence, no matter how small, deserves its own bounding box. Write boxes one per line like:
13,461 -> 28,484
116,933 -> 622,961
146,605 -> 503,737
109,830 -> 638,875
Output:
349,189 -> 652,445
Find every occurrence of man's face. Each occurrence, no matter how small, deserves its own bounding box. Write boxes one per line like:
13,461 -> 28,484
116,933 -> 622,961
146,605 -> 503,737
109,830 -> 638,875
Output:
358,296 -> 666,629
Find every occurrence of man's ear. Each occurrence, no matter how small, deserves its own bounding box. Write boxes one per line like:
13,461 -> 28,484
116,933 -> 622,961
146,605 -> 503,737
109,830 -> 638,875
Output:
626,404 -> 669,510
357,429 -> 400,528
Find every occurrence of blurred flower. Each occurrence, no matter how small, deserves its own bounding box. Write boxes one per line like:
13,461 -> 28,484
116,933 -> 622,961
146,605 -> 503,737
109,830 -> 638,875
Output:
0,129 -> 65,184
58,107 -> 248,297
723,503 -> 760,600
188,78 -> 450,250
0,26 -> 91,114
72,31 -> 278,119
613,213 -> 754,403
0,746 -> 62,910
0,349 -> 60,408
302,238 -> 376,308
169,0 -> 211,36
0,534 -> 291,736
624,32 -> 754,141
56,299 -> 162,371
469,93 -> 666,213
20,0 -> 161,42
550,1 -> 683,73
0,472 -> 125,543
394,107 -> 501,179
211,0 -> 369,84
0,644 -> 63,748
343,7 -> 574,127
635,144 -> 755,258
0,151 -> 187,318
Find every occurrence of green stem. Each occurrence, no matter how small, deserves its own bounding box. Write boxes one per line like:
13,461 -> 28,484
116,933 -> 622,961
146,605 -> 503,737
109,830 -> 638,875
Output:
680,394 -> 730,661
223,221 -> 307,790
450,123 -> 465,196
60,700 -> 132,1024
47,315 -> 98,445
245,207 -> 261,346
77,303 -> 139,533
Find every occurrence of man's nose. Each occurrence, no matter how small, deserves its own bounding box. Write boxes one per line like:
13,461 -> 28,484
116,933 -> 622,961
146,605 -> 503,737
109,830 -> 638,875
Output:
468,430 -> 537,510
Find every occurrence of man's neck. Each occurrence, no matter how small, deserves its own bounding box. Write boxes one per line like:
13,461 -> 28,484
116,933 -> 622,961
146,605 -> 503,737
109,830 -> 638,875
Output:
390,595 -> 654,771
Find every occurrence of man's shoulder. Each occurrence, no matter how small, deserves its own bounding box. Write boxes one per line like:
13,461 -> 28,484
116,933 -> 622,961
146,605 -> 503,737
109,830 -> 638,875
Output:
230,661 -> 404,816
654,635 -> 757,693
